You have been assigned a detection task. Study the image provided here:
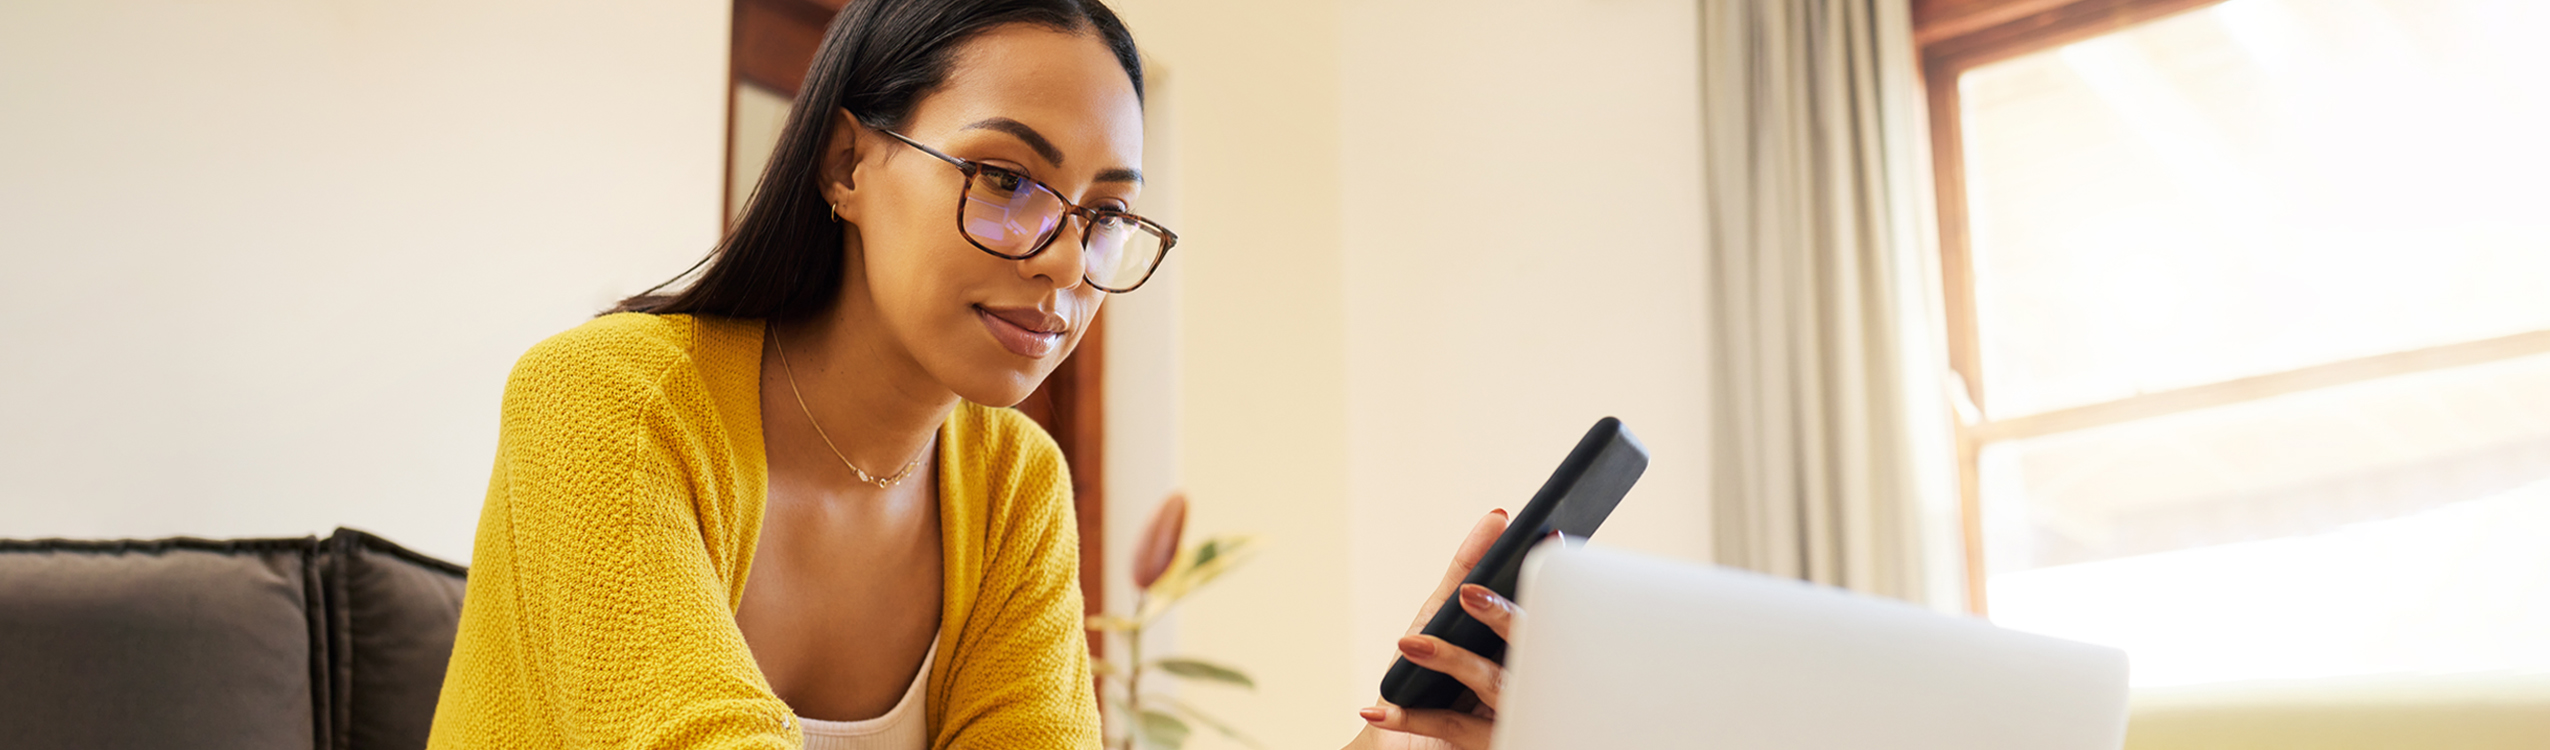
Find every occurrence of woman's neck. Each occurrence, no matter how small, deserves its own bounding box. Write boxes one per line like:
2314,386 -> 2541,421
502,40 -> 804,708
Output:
766,299 -> 958,479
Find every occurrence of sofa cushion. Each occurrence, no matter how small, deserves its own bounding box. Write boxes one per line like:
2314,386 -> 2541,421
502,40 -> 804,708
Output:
325,528 -> 466,750
0,536 -> 327,750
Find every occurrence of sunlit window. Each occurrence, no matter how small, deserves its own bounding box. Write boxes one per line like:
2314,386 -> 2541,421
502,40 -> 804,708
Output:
1956,0 -> 2550,687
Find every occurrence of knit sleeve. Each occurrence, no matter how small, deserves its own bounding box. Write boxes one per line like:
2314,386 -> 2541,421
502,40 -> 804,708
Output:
939,414 -> 1103,750
487,340 -> 797,750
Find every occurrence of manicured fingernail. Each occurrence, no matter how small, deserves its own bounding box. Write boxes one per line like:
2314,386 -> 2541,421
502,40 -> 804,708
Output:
1398,635 -> 1436,658
1461,584 -> 1500,613
1492,508 -> 1509,519
1359,707 -> 1388,722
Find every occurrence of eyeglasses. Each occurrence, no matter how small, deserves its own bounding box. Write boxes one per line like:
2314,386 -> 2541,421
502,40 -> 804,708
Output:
878,128 -> 1176,293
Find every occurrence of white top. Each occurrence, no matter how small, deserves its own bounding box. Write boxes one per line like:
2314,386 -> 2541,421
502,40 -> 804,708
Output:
796,633 -> 938,750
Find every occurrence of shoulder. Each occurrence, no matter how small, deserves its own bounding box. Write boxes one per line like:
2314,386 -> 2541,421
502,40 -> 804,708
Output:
945,402 -> 1072,522
502,313 -> 756,413
507,313 -> 703,392
486,316 -> 748,530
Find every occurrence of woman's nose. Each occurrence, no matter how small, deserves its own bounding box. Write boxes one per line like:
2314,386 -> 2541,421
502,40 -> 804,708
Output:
1017,216 -> 1089,290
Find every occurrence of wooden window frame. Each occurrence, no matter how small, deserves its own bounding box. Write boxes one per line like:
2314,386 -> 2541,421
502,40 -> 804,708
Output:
1913,0 -> 2550,615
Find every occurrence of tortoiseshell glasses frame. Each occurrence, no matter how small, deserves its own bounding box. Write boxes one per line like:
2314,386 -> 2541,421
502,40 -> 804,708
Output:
879,128 -> 1176,294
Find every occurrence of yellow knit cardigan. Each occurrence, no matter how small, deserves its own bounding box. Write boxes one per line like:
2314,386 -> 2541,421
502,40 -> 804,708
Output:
427,313 -> 1100,750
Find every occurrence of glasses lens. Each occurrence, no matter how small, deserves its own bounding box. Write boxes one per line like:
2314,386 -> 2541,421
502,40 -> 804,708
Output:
1083,214 -> 1166,291
962,169 -> 1065,256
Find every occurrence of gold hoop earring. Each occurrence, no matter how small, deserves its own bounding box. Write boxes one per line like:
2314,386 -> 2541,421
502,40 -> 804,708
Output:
829,203 -> 844,223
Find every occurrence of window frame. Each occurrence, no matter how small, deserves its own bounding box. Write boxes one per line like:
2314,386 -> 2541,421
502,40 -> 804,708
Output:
1913,0 -> 2550,615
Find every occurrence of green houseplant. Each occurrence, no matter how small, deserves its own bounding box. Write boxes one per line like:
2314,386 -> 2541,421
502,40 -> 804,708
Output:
1086,493 -> 1262,750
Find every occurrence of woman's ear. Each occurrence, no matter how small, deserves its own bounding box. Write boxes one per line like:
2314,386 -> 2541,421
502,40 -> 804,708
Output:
820,108 -> 869,221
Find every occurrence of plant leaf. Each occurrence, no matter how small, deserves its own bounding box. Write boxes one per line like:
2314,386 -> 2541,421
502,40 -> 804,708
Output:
1157,696 -> 1265,750
1137,709 -> 1191,750
1138,536 -> 1257,622
1133,493 -> 1189,589
1086,614 -> 1141,632
1149,657 -> 1254,689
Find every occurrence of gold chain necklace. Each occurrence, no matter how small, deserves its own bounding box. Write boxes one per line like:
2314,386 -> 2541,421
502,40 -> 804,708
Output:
772,327 -> 929,489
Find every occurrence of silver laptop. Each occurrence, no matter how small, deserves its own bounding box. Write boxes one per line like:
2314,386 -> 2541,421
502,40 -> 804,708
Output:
1492,544 -> 2129,750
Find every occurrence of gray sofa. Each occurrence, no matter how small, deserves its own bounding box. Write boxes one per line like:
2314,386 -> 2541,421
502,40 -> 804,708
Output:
0,528 -> 467,750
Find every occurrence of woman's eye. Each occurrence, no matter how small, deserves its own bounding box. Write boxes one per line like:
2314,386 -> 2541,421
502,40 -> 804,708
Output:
980,168 -> 1026,193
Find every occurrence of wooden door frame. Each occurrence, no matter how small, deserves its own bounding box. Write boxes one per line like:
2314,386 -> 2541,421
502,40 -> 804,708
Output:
726,0 -> 1109,625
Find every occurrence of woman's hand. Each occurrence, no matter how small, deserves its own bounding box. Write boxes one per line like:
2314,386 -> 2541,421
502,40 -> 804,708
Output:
1344,510 -> 1522,750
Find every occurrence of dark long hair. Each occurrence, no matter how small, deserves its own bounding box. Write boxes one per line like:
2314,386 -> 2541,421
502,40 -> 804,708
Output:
611,0 -> 1143,319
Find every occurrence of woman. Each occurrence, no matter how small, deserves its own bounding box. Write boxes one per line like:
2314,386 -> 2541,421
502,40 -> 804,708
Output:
427,2 -> 1516,749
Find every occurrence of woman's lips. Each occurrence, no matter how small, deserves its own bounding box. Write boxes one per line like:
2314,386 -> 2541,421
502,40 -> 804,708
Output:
976,305 -> 1066,359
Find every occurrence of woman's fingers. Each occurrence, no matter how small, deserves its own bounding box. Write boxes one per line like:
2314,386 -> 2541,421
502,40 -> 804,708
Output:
1396,634 -> 1503,709
1404,510 -> 1510,636
1359,702 -> 1494,750
1451,510 -> 1507,574
1361,513 -> 1517,750
1456,584 -> 1518,641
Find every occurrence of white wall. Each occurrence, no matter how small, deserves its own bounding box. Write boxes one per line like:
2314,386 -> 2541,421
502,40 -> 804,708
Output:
1103,1 -> 1713,747
1098,3 -> 1359,747
1335,0 -> 1714,699
0,0 -> 730,563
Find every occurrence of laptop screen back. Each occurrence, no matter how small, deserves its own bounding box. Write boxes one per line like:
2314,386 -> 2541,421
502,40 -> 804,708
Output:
1492,544 -> 2128,750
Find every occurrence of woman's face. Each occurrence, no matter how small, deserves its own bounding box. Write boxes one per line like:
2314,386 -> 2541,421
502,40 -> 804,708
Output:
824,24 -> 1143,408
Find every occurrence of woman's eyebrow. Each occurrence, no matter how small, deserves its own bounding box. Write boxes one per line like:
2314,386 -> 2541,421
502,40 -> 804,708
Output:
960,116 -> 1143,185
960,117 -> 1066,166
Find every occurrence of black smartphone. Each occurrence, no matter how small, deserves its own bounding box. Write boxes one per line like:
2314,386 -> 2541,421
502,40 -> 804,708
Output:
1378,416 -> 1649,710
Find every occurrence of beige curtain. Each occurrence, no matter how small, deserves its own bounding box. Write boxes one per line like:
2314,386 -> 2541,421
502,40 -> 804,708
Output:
1699,0 -> 1961,607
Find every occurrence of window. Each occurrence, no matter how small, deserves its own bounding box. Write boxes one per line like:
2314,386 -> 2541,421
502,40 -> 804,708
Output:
1922,0 -> 2550,687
